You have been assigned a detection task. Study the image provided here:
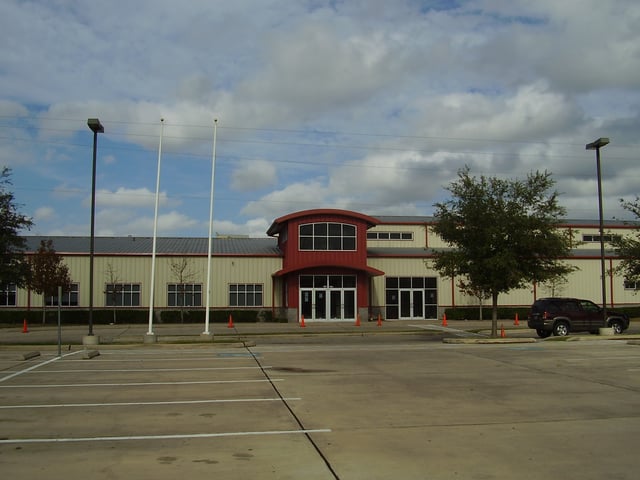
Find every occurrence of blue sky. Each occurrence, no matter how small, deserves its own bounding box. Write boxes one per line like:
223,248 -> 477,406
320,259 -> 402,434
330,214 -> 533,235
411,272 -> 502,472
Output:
1,0 -> 639,238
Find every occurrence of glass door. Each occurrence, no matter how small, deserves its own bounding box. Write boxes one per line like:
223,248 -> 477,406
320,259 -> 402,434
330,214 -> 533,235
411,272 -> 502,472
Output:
400,290 -> 412,318
399,289 -> 424,319
315,290 -> 326,320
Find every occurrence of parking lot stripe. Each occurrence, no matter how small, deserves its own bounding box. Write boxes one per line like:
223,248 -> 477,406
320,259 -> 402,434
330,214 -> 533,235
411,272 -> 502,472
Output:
0,429 -> 332,444
0,379 -> 283,389
18,366 -> 272,373
0,397 -> 301,409
0,351 -> 82,383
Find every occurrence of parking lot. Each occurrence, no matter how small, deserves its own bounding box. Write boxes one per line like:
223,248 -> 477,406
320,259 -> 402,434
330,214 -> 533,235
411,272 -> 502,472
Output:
1,335 -> 639,479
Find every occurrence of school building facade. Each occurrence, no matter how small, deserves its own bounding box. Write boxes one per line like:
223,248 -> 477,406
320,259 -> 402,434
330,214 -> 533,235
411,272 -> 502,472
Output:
4,209 -> 639,322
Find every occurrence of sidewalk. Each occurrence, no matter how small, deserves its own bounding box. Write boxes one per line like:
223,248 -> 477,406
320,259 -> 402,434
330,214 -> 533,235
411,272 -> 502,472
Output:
0,319 -> 534,346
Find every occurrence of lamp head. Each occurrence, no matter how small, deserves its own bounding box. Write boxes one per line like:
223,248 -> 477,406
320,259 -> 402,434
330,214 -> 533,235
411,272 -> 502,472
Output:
586,137 -> 609,150
87,118 -> 104,134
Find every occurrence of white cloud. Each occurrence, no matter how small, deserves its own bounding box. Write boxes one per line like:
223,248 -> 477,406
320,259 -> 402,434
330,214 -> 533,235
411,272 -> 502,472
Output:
231,159 -> 277,191
93,187 -> 168,208
2,0 -> 639,236
34,206 -> 55,222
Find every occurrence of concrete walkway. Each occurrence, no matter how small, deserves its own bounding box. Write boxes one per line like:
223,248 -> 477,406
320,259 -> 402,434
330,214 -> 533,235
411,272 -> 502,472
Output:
0,319 -> 534,345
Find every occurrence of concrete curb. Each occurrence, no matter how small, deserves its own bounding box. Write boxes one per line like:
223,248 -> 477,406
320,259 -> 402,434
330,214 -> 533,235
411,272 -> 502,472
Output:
443,337 -> 538,344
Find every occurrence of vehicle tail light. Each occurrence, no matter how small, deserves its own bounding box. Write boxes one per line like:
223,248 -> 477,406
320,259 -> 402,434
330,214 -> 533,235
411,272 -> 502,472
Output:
543,311 -> 550,320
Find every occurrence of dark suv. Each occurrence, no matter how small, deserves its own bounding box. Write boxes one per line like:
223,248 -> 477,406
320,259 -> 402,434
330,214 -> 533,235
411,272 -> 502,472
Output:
528,297 -> 630,338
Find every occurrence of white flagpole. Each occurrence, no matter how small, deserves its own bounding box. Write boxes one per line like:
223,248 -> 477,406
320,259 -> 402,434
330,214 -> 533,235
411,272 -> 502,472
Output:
148,118 -> 164,337
204,118 -> 218,335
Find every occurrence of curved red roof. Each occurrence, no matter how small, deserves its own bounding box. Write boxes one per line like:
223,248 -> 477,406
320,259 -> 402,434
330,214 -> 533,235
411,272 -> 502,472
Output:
267,209 -> 379,236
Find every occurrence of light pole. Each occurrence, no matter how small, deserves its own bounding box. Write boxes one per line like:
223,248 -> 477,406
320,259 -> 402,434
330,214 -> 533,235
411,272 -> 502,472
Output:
585,137 -> 610,328
87,118 -> 104,339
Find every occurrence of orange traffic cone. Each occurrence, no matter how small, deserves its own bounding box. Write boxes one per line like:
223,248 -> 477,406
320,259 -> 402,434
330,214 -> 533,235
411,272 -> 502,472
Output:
300,315 -> 306,328
22,318 -> 28,333
377,313 -> 382,327
355,314 -> 361,327
500,324 -> 506,338
514,313 -> 520,326
227,314 -> 234,328
442,313 -> 448,327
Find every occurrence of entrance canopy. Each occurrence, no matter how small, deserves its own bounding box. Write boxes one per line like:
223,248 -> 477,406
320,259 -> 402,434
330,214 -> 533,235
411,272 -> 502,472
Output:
273,263 -> 384,277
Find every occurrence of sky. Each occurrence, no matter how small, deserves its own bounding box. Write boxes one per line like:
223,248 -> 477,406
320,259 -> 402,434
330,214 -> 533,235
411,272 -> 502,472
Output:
1,0 -> 639,238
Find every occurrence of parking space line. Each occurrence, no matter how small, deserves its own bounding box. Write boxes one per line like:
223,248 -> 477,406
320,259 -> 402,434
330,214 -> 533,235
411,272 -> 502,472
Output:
0,379 -> 283,389
0,351 -> 82,383
409,323 -> 486,337
15,366 -> 272,374
0,429 -> 332,444
0,397 -> 301,409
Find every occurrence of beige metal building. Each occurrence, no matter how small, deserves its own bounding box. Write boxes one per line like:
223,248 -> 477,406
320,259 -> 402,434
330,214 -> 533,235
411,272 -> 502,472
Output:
3,209 -> 638,322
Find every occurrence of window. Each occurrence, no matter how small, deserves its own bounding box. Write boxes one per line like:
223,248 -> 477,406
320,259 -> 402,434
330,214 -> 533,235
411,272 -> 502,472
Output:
299,222 -> 356,251
105,283 -> 141,307
385,276 -> 438,320
582,234 -> 621,243
624,280 -> 639,290
0,284 -> 17,306
367,231 -> 413,241
168,283 -> 202,307
45,283 -> 79,306
229,284 -> 263,307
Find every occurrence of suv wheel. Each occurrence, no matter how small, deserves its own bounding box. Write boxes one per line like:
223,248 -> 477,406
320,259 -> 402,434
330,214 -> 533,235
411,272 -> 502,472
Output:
553,321 -> 570,337
536,329 -> 551,338
610,320 -> 623,334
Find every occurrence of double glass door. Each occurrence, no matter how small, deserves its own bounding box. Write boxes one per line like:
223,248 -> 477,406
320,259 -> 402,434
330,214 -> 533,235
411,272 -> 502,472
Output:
400,289 -> 423,319
300,275 -> 356,321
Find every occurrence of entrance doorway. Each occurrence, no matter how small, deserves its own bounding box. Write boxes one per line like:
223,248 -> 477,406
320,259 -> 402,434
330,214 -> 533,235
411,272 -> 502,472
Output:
385,276 -> 438,320
300,275 -> 356,321
399,289 -> 423,319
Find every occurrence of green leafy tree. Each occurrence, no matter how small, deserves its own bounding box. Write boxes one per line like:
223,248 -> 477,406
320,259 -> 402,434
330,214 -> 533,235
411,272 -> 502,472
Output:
0,167 -> 33,287
611,197 -> 640,289
432,167 -> 575,337
28,239 -> 72,324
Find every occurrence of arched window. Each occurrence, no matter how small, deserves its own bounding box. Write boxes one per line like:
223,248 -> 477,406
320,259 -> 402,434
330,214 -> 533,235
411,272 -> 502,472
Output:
299,222 -> 356,251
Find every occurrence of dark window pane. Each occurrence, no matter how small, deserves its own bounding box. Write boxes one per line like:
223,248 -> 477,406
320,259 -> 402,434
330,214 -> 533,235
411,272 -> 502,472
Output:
343,224 -> 355,236
343,276 -> 356,288
300,224 -> 313,235
300,237 -> 313,250
314,223 -> 327,235
328,237 -> 341,250
343,237 -> 356,250
314,237 -> 327,250
328,223 -> 342,235
386,289 -> 398,304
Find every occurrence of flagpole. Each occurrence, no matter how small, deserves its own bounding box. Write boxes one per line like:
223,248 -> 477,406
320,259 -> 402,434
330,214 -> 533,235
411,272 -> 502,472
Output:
204,118 -> 218,336
147,118 -> 164,339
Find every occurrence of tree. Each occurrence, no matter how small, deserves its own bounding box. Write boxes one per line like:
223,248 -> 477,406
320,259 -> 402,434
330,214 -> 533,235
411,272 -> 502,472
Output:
611,197 -> 640,289
28,239 -> 72,324
431,167 -> 575,337
170,258 -> 197,323
104,263 -> 123,324
0,167 -> 33,287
